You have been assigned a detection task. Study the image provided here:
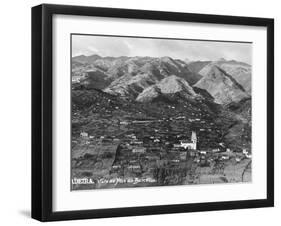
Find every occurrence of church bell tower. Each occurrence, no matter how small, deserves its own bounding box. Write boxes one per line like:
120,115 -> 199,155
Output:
191,131 -> 197,150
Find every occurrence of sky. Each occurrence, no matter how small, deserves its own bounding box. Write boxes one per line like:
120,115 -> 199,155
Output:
72,35 -> 252,64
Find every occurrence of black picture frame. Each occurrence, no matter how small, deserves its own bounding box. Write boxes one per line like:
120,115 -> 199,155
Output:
32,3 -> 274,222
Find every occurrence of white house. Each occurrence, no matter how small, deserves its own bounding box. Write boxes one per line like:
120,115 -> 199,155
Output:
112,165 -> 121,169
72,76 -> 81,83
80,131 -> 88,137
212,148 -> 220,153
128,165 -> 141,170
235,157 -> 242,162
221,155 -> 230,160
200,151 -> 207,155
154,138 -> 160,143
242,149 -> 249,155
132,147 -> 146,153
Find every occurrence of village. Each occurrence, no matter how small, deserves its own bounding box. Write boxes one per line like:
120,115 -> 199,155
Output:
71,114 -> 252,189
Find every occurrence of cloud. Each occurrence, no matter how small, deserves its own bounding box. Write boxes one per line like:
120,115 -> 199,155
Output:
72,35 -> 252,64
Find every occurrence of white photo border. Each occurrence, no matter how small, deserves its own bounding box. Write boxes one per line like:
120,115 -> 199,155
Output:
52,14 -> 267,212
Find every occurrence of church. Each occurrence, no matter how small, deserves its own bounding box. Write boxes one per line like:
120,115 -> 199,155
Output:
179,131 -> 197,150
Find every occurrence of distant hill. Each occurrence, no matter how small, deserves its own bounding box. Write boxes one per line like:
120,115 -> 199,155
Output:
218,61 -> 251,93
187,61 -> 211,74
197,60 -> 251,93
104,72 -> 158,98
79,69 -> 112,90
72,54 -> 202,95
100,56 -> 202,98
136,75 -> 198,102
194,65 -> 249,104
72,54 -> 102,64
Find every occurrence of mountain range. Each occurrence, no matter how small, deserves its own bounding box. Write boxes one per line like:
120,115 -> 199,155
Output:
72,54 -> 251,105
72,54 -> 252,151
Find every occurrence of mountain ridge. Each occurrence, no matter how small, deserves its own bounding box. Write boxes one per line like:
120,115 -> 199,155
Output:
194,65 -> 249,104
72,54 -> 251,105
136,75 -> 198,102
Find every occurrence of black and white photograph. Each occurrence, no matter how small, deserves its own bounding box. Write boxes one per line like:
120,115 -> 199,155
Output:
71,34 -> 252,190
28,2 -> 274,222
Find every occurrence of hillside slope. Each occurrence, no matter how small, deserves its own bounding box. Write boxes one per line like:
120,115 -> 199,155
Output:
194,65 -> 249,104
